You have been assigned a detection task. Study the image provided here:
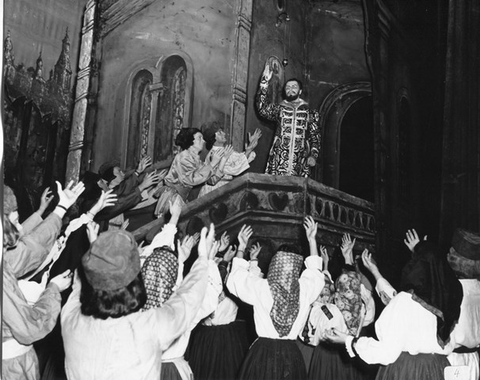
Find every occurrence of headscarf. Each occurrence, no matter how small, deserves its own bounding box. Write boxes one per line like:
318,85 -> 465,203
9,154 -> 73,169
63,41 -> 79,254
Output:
141,246 -> 179,311
267,251 -> 303,337
400,240 -> 463,347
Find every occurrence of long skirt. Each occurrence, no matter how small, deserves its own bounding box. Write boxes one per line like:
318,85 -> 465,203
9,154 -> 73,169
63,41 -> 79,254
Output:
161,362 -> 184,380
375,352 -> 449,380
187,321 -> 250,380
308,342 -> 377,380
237,337 -> 307,380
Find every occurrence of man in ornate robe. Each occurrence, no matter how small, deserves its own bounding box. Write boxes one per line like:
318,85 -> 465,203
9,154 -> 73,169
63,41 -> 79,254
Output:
255,61 -> 321,177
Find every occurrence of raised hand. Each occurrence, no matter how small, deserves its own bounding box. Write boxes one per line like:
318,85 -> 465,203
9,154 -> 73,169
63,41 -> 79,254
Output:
249,242 -> 262,261
237,224 -> 253,250
222,145 -> 234,161
210,240 -> 221,260
404,229 -> 424,252
303,216 -> 318,242
223,245 -> 236,262
136,156 -> 152,174
88,189 -> 118,216
86,221 -> 100,244
361,249 -> 378,275
248,128 -> 262,145
262,62 -> 274,82
319,245 -> 329,271
340,233 -> 356,265
209,148 -> 225,167
38,187 -> 54,215
156,168 -> 169,182
178,234 -> 199,263
219,231 -> 230,252
198,223 -> 216,259
50,269 -> 73,292
169,196 -> 182,217
139,171 -> 161,191
56,181 -> 85,210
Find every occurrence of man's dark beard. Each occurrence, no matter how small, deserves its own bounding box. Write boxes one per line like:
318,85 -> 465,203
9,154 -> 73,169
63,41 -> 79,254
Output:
285,93 -> 300,102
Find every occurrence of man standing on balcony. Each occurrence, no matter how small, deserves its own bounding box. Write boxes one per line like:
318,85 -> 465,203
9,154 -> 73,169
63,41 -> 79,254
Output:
255,59 -> 321,177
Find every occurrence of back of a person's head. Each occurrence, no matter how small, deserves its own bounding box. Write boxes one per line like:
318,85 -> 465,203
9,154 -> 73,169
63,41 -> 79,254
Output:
201,121 -> 222,151
175,128 -> 201,150
448,228 -> 480,279
267,244 -> 303,280
98,161 -> 119,183
141,246 -> 179,311
80,230 -> 146,318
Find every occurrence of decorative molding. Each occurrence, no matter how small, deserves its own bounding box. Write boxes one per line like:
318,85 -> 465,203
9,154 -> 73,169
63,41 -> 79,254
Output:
133,173 -> 376,255
66,0 -> 97,183
229,0 -> 253,151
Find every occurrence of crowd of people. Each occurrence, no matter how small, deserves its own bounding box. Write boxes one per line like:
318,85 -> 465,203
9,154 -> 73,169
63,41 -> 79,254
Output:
3,68 -> 480,380
3,163 -> 480,380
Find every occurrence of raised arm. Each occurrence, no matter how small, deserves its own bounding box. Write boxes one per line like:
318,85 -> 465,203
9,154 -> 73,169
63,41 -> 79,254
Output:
255,61 -> 282,122
304,215 -> 319,257
361,249 -> 397,305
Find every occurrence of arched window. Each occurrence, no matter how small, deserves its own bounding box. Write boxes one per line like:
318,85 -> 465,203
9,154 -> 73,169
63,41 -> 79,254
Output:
125,54 -> 192,168
155,55 -> 187,160
127,70 -> 153,168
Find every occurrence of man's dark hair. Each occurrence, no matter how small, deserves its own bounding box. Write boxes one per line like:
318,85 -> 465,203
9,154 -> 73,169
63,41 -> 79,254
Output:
100,166 -> 116,183
284,78 -> 303,91
80,272 -> 147,319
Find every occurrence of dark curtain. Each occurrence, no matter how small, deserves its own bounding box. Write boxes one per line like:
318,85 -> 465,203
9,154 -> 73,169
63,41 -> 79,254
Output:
440,0 -> 480,246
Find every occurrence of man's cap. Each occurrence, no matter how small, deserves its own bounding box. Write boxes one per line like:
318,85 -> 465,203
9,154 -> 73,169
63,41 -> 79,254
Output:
82,230 -> 141,290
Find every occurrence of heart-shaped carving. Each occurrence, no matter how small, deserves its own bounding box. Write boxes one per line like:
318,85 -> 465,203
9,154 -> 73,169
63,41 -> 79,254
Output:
240,191 -> 259,210
209,202 -> 228,224
316,199 -> 324,216
268,193 -> 289,211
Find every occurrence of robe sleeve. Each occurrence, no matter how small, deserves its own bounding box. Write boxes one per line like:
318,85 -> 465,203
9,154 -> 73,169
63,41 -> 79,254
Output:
3,266 -> 62,344
5,213 -> 62,278
154,257 -> 209,351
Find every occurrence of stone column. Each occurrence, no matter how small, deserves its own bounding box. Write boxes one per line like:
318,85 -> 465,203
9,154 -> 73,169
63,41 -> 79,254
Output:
229,0 -> 253,151
65,0 -> 96,183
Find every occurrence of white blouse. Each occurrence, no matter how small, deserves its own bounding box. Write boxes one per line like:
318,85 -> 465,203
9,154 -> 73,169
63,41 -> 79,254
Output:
352,291 -> 451,365
226,256 -> 324,340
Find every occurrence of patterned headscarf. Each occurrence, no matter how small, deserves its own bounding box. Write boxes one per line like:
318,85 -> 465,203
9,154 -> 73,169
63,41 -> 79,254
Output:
141,246 -> 179,311
267,251 -> 304,337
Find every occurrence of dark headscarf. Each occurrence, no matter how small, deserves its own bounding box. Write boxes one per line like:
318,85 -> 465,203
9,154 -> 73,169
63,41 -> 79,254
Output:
400,241 -> 463,347
267,251 -> 303,337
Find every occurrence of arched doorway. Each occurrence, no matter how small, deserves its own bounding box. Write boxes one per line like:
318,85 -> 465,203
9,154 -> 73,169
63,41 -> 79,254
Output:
315,82 -> 374,201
